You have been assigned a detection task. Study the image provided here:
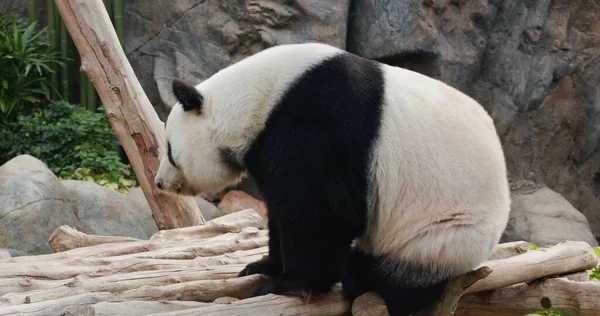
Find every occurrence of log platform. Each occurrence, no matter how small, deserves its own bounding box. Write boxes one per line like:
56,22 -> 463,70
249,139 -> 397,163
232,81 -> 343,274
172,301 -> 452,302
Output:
0,209 -> 598,316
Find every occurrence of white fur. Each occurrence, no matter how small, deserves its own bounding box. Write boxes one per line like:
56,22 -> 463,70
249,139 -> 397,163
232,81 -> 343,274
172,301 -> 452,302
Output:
357,65 -> 511,282
156,43 -> 343,195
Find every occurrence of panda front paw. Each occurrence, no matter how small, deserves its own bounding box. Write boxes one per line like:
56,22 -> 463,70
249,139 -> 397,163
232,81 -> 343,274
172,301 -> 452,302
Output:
237,255 -> 281,277
250,277 -> 320,301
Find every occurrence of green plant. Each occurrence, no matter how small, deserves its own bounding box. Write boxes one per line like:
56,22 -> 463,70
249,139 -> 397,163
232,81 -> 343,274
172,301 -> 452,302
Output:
0,9 -> 65,125
0,100 -> 137,193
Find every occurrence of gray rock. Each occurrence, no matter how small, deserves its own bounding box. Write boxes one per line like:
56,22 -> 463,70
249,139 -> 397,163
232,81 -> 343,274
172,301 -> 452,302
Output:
0,155 -> 82,255
0,249 -> 11,259
125,187 -> 224,229
346,0 -> 600,241
123,187 -> 160,237
502,187 -> 598,247
124,0 -> 350,119
121,1 -> 600,241
61,180 -> 148,240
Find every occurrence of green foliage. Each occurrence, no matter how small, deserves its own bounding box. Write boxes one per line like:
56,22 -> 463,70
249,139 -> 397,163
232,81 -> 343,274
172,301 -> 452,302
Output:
0,9 -> 65,125
590,267 -> 600,281
525,310 -> 569,316
589,247 -> 600,281
0,100 -> 137,193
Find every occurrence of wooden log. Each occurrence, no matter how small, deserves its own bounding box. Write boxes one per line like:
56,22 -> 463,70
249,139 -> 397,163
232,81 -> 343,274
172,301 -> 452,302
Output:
0,264 -> 248,305
0,210 -> 267,264
465,240 -> 599,293
149,209 -> 266,242
49,225 -> 141,253
0,275 -> 268,314
66,301 -> 209,316
54,0 -> 204,230
90,246 -> 268,277
456,277 -> 600,316
487,241 -> 533,260
0,230 -> 268,280
0,248 -> 268,295
142,289 -> 349,316
0,292 -> 118,316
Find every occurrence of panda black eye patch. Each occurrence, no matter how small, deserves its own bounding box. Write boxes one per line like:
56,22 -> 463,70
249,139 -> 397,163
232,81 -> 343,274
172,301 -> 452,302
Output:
167,141 -> 178,169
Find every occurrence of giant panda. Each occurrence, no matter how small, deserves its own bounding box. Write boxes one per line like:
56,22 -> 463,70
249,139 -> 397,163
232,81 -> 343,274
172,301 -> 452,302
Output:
154,42 -> 511,315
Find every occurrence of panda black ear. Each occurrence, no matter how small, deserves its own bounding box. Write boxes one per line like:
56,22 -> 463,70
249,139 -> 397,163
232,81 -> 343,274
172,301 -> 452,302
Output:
172,78 -> 203,114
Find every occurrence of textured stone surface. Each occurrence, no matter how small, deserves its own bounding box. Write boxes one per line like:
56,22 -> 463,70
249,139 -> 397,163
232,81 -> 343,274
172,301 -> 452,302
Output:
122,0 -> 600,242
0,155 -> 82,255
62,180 -> 149,240
124,0 -> 350,119
502,187 -> 598,246
347,0 -> 600,241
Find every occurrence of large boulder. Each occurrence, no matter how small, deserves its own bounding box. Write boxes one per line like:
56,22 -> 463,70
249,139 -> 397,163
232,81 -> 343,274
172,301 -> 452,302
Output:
502,187 -> 598,247
124,0 -> 350,119
122,1 -> 600,241
61,180 -> 149,240
346,0 -> 600,241
0,155 -> 83,255
0,249 -> 11,259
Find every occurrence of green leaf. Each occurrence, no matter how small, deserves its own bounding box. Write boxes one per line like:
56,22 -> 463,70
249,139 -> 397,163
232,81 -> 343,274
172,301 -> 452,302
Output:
593,247 -> 600,259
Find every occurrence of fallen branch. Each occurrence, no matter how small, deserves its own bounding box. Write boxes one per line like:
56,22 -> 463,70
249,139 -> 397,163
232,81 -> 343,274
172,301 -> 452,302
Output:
149,209 -> 266,242
487,241 -> 533,260
1,264 -> 248,306
0,231 -> 267,281
0,210 -> 266,264
0,247 -> 268,295
0,275 -> 268,314
138,288 -> 349,316
465,240 -> 598,293
49,225 -> 141,253
456,277 -> 600,315
67,300 -> 210,316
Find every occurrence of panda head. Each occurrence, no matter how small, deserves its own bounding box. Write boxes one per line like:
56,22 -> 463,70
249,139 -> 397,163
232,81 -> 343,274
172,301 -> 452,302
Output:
154,78 -> 246,196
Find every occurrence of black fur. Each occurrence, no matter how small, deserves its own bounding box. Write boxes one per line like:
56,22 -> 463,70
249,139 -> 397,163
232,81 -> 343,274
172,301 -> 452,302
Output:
172,78 -> 203,113
342,246 -> 449,315
239,52 -> 385,298
167,141 -> 178,169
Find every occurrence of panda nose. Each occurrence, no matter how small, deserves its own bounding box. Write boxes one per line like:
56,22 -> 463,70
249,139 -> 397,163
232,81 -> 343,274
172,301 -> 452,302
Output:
156,180 -> 163,190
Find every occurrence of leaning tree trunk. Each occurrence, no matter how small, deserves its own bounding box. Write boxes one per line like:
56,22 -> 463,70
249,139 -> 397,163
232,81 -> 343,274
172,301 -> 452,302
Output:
54,0 -> 205,229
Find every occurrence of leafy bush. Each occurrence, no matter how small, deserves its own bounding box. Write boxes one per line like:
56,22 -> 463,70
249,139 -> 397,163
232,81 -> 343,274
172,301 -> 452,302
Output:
0,9 -> 64,125
0,100 -> 137,193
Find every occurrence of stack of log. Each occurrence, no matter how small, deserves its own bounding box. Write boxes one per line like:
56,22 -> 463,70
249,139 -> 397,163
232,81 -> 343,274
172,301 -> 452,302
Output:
0,209 -> 598,316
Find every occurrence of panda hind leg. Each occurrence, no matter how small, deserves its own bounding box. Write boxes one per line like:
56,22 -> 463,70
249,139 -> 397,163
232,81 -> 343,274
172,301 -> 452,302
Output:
341,246 -> 449,316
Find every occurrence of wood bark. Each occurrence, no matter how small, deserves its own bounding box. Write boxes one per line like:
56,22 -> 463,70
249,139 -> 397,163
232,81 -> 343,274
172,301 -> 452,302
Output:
464,240 -> 599,294
53,0 -> 204,230
49,225 -> 141,252
456,277 -> 600,316
1,210 -> 598,315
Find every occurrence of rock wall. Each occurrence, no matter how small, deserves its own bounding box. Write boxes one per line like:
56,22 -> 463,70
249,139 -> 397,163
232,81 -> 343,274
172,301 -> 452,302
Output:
124,0 -> 600,242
